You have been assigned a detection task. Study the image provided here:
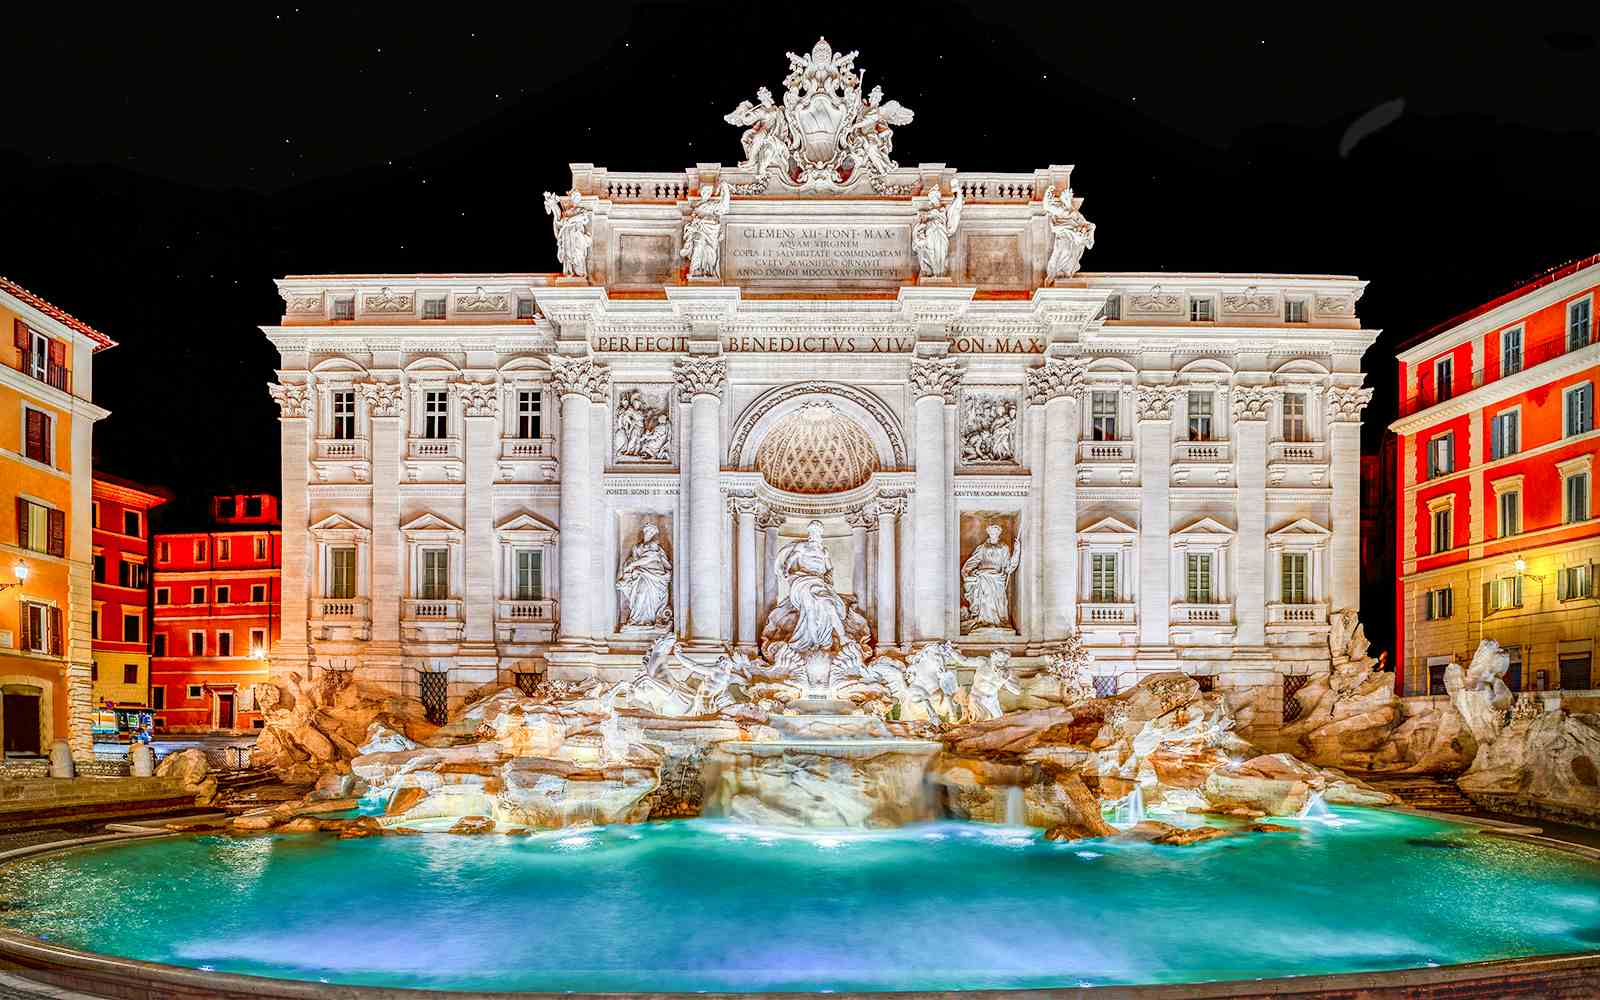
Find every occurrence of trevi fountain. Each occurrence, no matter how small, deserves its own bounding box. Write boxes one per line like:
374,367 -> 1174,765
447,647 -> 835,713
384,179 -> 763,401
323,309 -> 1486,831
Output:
4,37 -> 1600,1000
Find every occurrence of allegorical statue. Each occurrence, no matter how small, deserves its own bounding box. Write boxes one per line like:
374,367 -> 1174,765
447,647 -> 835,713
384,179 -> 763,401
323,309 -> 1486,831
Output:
616,523 -> 672,631
1043,184 -> 1096,283
764,520 -> 849,655
723,86 -> 793,179
841,85 -> 914,175
912,185 -> 963,279
682,182 -> 732,279
542,188 -> 592,279
966,650 -> 1021,722
961,523 -> 1020,632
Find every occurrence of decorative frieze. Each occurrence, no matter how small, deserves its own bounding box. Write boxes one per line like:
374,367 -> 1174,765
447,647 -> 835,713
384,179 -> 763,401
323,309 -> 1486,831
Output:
282,291 -> 324,315
1315,295 -> 1355,316
455,287 -> 510,314
1221,291 -> 1276,315
673,357 -> 729,400
549,356 -> 612,400
613,385 -> 675,463
364,287 -> 413,314
1127,290 -> 1182,315
267,382 -> 311,418
959,389 -> 1021,465
907,357 -> 963,402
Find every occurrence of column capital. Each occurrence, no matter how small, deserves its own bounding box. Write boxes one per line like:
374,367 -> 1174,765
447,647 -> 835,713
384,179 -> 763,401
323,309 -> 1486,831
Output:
550,355 -> 611,401
457,380 -> 500,418
356,379 -> 404,418
267,381 -> 311,419
868,496 -> 908,519
845,509 -> 875,530
756,507 -> 785,531
674,356 -> 729,401
907,357 -> 964,403
1326,384 -> 1374,424
727,494 -> 762,518
1135,384 -> 1180,422
1230,385 -> 1274,423
1025,357 -> 1088,405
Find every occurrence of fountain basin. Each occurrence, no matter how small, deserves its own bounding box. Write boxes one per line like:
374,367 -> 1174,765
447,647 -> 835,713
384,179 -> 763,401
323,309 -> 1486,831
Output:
705,732 -> 943,828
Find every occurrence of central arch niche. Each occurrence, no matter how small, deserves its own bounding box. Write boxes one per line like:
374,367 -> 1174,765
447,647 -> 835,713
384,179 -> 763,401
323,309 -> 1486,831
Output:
728,380 -> 907,472
755,401 -> 881,494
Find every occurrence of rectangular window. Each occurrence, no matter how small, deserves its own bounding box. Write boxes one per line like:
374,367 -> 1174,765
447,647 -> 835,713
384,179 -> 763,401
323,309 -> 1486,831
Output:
249,628 -> 267,657
215,585 -> 230,604
191,586 -> 206,604
187,683 -> 203,699
122,613 -> 140,643
1427,432 -> 1455,479
1100,295 -> 1121,321
1490,410 -> 1520,459
218,538 -> 231,561
1506,648 -> 1523,693
1569,298 -> 1593,351
92,502 -> 100,529
15,499 -> 64,557
1568,472 -> 1591,524
1566,383 -> 1594,437
421,549 -> 449,599
1284,299 -> 1307,324
217,631 -> 232,657
151,686 -> 165,709
194,539 -> 207,561
188,632 -> 204,656
1186,392 -> 1213,441
1558,654 -> 1591,691
91,608 -> 100,640
1189,297 -> 1214,322
152,634 -> 166,657
331,296 -> 355,321
244,496 -> 262,517
1435,356 -> 1454,402
254,535 -> 268,560
423,390 -> 449,439
421,296 -> 447,320
251,583 -> 267,603
517,390 -> 542,439
22,407 -> 51,465
123,509 -> 141,538
1090,553 -> 1117,602
1423,586 -> 1454,621
1090,391 -> 1118,441
516,295 -> 536,320
93,553 -> 105,583
25,328 -> 48,382
1185,553 -> 1213,604
216,497 -> 236,519
1485,575 -> 1523,613
118,559 -> 146,590
158,541 -> 170,563
1282,392 -> 1310,443
515,549 -> 543,601
330,547 -> 357,599
155,587 -> 169,606
1498,490 -> 1521,538
1502,326 -> 1523,375
123,663 -> 139,685
1558,563 -> 1595,602
332,389 -> 356,440
1281,552 -> 1309,604
1432,507 -> 1452,552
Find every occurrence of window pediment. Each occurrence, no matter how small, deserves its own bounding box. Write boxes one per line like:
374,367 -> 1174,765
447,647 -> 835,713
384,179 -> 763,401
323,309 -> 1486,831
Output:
496,511 -> 558,542
309,512 -> 370,535
401,512 -> 463,538
1172,516 -> 1235,543
1267,517 -> 1332,546
1079,514 -> 1138,546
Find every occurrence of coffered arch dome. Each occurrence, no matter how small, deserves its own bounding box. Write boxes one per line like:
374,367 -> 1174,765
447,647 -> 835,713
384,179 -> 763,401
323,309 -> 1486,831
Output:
755,401 -> 881,495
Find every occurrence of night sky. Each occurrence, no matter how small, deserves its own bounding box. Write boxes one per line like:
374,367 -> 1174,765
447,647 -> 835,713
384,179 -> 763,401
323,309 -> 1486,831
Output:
5,7 -> 1599,498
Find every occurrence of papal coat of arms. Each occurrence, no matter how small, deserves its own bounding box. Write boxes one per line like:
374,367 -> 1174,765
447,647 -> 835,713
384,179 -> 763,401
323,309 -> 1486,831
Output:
724,38 -> 914,191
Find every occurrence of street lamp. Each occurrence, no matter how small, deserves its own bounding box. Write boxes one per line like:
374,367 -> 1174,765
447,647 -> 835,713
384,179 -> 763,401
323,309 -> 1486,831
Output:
0,560 -> 26,593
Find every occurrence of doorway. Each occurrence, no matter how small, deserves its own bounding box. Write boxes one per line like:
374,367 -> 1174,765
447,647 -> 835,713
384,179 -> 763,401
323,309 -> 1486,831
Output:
216,692 -> 235,730
3,693 -> 42,755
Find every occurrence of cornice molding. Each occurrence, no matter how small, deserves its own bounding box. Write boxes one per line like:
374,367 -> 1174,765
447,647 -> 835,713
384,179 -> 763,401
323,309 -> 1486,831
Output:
1389,341 -> 1600,435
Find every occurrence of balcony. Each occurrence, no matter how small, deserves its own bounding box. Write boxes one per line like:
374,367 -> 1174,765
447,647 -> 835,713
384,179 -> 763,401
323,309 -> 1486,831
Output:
500,437 -> 555,461
497,599 -> 556,622
407,437 -> 462,461
315,438 -> 369,461
1173,440 -> 1231,464
1078,603 -> 1136,626
403,598 -> 462,621
313,596 -> 369,621
1268,440 -> 1327,465
1266,602 -> 1329,626
1171,603 -> 1233,625
1079,440 -> 1134,463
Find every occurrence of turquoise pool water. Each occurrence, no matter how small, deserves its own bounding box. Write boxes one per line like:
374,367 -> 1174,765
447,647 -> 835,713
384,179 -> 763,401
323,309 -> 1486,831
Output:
3,809 -> 1598,992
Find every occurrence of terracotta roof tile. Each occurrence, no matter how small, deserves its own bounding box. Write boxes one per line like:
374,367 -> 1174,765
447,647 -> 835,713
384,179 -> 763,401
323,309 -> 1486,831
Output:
0,275 -> 118,351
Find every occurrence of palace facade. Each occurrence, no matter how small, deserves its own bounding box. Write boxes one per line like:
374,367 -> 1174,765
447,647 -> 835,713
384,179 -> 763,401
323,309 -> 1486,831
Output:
263,41 -> 1375,737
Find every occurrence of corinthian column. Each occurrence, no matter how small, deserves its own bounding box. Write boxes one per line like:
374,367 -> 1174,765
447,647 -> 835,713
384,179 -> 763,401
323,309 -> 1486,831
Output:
908,358 -> 963,642
675,357 -> 728,647
872,497 -> 905,649
1232,387 -> 1272,646
731,497 -> 761,652
1027,358 -> 1086,645
1327,385 -> 1372,614
551,357 -> 610,648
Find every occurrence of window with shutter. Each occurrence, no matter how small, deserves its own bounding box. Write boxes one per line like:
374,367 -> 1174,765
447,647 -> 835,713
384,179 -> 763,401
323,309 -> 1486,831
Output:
49,606 -> 62,656
48,508 -> 65,557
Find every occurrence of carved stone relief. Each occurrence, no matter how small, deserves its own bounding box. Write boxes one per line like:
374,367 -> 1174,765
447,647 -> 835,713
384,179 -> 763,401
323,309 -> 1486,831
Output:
959,389 -> 1021,466
613,385 -> 674,464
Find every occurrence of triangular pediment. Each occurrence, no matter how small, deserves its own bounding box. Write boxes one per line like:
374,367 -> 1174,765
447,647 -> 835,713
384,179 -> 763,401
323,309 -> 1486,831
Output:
1173,516 -> 1235,538
1267,517 -> 1331,541
308,512 -> 369,533
1080,515 -> 1138,535
400,512 -> 462,534
496,511 -> 558,534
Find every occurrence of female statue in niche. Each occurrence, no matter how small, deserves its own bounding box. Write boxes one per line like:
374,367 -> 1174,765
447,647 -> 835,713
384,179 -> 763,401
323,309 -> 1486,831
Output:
617,522 -> 672,630
961,522 -> 1020,632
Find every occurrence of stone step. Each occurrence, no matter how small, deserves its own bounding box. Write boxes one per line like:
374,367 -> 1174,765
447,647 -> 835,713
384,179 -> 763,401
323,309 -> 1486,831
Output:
1363,775 -> 1477,814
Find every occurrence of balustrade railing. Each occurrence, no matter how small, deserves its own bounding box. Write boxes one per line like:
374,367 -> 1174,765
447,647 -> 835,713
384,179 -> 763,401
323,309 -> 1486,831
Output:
1079,440 -> 1135,463
316,438 -> 369,461
500,437 -> 554,460
954,173 -> 1041,201
1266,602 -> 1329,625
407,437 -> 462,461
1078,603 -> 1136,625
403,598 -> 463,621
1174,440 -> 1231,463
600,173 -> 691,201
1267,440 -> 1328,465
1171,603 -> 1233,625
312,596 -> 370,621
497,599 -> 557,622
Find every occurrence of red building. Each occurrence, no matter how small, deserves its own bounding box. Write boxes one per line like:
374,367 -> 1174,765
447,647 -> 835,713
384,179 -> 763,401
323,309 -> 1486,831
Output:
150,493 -> 282,733
90,474 -> 170,724
1391,254 -> 1599,695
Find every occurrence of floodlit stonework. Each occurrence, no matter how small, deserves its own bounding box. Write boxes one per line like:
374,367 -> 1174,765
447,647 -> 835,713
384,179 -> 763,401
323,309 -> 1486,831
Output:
261,40 -> 1376,743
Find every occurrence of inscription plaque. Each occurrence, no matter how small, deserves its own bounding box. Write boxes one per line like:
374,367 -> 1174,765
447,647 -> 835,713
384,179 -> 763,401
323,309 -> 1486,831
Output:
725,224 -> 914,287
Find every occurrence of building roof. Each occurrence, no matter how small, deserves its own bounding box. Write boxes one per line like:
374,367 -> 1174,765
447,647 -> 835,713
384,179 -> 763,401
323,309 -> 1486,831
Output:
1395,251 -> 1600,356
0,275 -> 118,351
92,471 -> 173,507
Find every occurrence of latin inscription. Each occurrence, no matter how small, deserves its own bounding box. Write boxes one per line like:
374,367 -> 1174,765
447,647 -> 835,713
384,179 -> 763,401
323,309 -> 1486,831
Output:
725,225 -> 914,285
592,334 -> 1046,354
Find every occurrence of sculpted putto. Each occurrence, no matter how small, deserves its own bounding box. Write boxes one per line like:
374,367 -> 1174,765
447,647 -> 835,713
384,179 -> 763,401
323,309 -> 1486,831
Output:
912,186 -> 963,279
1043,184 -> 1095,283
681,182 -> 732,279
542,189 -> 592,279
616,523 -> 672,631
961,523 -> 1020,632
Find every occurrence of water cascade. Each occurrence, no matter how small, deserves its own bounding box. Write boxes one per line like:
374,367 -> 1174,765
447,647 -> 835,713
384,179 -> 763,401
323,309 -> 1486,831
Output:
1109,785 -> 1146,828
1299,790 -> 1332,821
1003,785 -> 1025,825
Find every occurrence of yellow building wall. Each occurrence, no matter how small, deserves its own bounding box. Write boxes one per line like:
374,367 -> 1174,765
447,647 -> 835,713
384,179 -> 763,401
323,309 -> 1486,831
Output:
91,650 -> 148,708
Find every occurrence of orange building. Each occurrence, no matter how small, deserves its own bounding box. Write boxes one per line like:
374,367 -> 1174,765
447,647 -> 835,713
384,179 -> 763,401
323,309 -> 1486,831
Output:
90,474 -> 170,724
1,276 -> 115,759
1392,254 -> 1600,695
150,494 -> 282,733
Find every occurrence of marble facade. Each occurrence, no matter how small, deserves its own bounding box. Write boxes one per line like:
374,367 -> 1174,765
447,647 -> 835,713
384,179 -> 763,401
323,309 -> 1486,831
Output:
262,40 -> 1375,737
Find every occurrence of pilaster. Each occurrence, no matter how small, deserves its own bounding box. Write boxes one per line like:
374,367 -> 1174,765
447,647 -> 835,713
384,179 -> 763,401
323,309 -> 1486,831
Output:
1327,386 -> 1373,610
358,380 -> 404,677
1136,385 -> 1178,646
460,381 -> 499,653
269,380 -> 313,679
1232,387 -> 1272,646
